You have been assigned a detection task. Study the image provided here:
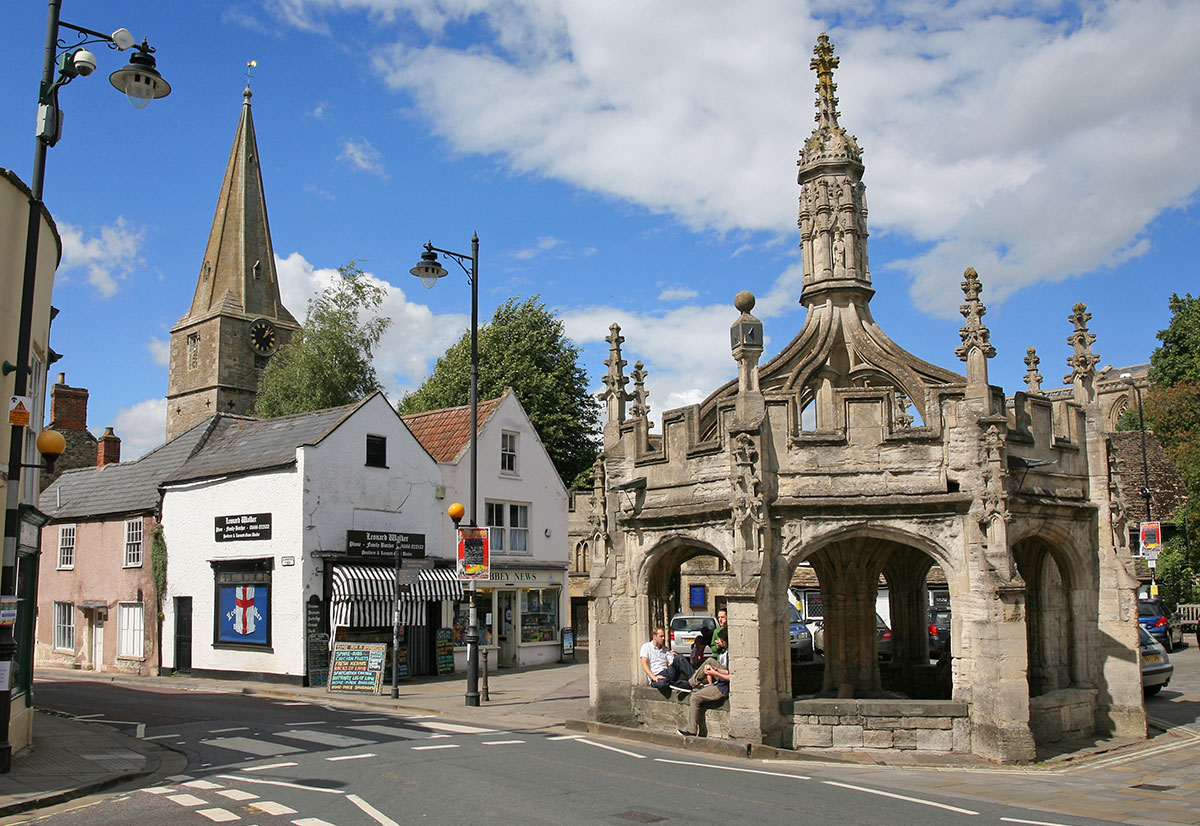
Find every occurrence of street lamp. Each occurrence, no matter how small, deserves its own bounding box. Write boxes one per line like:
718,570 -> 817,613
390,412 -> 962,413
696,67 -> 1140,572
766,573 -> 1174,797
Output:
1119,373 -> 1153,524
0,1 -> 169,773
411,235 -> 481,707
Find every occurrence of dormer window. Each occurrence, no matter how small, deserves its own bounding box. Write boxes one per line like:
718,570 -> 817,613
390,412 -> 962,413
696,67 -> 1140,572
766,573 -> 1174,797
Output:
500,431 -> 518,475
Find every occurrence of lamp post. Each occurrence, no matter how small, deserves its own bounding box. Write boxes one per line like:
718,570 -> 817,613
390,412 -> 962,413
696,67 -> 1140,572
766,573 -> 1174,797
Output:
411,235 -> 480,706
1119,373 -> 1153,523
1,1 -> 169,773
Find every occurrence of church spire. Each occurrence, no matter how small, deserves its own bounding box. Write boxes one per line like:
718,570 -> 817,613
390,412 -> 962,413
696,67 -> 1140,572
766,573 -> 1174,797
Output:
184,86 -> 296,325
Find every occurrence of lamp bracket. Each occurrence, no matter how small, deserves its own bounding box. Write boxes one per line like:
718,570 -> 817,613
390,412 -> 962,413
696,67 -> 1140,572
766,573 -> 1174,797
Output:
424,243 -> 473,282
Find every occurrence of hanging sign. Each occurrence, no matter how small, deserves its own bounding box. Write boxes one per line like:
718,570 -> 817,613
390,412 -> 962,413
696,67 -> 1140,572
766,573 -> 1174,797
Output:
346,530 -> 426,559
1140,521 -> 1161,554
456,527 -> 490,581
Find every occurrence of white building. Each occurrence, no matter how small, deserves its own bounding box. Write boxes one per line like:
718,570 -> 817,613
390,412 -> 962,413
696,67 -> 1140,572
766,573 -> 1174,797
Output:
158,389 -> 569,685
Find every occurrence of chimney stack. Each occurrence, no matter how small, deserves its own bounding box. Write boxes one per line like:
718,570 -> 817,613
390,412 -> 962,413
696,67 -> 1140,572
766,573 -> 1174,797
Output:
97,427 -> 121,467
50,373 -> 89,432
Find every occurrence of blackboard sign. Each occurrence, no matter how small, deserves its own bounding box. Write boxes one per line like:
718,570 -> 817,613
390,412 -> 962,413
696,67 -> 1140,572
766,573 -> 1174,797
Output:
435,628 -> 454,675
346,531 -> 426,559
328,641 -> 387,693
215,513 -> 272,542
395,642 -> 409,680
307,632 -> 329,687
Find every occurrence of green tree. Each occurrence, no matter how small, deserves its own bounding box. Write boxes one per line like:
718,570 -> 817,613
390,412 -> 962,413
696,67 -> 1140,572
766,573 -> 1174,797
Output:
1151,538 -> 1197,613
398,296 -> 600,487
1148,293 -> 1200,387
254,261 -> 391,417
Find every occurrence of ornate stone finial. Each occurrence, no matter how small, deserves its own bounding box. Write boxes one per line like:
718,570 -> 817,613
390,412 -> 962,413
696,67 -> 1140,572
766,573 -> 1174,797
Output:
894,391 -> 914,428
955,268 -> 996,362
1064,302 -> 1100,386
599,323 -> 631,437
1023,347 -> 1043,394
811,33 -> 841,131
630,361 -> 650,420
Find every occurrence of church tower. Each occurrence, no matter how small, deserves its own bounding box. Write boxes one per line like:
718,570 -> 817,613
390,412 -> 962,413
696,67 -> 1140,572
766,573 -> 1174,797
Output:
166,87 -> 299,440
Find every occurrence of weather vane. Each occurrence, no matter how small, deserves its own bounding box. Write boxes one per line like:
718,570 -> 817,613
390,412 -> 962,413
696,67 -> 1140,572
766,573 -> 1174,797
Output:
245,59 -> 257,88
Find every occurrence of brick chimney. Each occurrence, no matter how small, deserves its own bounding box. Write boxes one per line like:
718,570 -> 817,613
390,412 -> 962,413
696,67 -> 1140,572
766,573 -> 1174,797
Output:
50,373 -> 89,432
97,427 -> 121,467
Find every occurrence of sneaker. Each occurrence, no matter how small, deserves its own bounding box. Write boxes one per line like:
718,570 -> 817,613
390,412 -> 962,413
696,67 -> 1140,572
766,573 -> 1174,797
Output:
670,684 -> 692,694
677,728 -> 696,737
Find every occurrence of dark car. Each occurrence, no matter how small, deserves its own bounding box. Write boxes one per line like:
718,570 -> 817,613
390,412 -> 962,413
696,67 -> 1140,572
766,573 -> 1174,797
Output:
1138,599 -> 1183,652
789,605 -> 814,661
928,608 -> 951,656
1139,625 -> 1173,696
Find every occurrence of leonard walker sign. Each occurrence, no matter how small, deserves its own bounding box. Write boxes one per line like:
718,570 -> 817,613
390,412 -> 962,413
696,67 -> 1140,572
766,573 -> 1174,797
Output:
346,530 -> 426,559
215,513 -> 273,542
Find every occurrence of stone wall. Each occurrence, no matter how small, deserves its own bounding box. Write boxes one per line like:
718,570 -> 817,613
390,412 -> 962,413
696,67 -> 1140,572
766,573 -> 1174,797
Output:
1029,688 -> 1098,744
791,699 -> 971,753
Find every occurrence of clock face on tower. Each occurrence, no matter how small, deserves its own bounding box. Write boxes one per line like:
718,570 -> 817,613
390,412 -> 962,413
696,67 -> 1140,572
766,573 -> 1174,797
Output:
248,318 -> 278,355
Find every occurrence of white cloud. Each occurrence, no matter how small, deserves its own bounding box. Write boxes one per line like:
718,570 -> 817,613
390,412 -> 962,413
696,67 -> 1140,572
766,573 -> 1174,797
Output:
309,101 -> 331,120
58,218 -> 144,298
656,285 -> 698,302
338,138 -> 388,178
146,337 -> 170,367
513,236 -> 563,260
274,252 -> 468,402
277,0 -> 1200,316
108,397 -> 167,461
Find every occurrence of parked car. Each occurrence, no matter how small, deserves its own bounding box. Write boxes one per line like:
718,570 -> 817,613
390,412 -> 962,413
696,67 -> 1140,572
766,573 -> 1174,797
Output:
1139,625 -> 1173,696
1138,599 -> 1183,652
668,613 -> 717,655
812,614 -> 892,659
789,605 -> 814,661
928,608 -> 952,657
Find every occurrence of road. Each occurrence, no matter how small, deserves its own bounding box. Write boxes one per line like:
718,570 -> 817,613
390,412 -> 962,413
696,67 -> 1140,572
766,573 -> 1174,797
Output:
5,676 -> 1130,826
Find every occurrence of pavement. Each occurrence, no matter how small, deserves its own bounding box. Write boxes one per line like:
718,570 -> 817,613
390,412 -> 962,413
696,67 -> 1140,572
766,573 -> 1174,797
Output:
3,644 -> 1200,824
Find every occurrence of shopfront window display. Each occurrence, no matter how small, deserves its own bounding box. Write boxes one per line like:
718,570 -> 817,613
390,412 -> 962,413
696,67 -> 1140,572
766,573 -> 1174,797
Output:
521,588 -> 559,643
452,588 -> 495,648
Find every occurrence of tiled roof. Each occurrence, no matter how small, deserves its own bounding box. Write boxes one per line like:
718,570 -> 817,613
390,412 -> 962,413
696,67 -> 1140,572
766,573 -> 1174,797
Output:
38,417 -> 216,520
162,402 -> 361,485
1109,430 -> 1188,523
401,394 -> 504,462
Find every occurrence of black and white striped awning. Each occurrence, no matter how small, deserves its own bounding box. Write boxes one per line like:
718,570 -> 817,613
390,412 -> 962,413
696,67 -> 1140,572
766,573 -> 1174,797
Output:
329,564 -> 464,629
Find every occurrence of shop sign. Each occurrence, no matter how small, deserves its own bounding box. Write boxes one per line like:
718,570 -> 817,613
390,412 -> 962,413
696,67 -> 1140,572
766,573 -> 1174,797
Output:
215,513 -> 272,542
0,596 -> 17,627
457,527 -> 490,580
346,530 -> 426,559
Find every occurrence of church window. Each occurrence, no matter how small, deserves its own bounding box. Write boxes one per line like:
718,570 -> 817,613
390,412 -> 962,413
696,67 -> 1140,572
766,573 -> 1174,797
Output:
187,333 -> 200,369
254,355 -> 269,370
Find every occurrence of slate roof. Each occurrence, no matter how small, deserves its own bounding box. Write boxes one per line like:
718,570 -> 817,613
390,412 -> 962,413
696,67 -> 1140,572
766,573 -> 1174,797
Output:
38,417 -> 216,521
161,401 -> 361,485
401,394 -> 504,462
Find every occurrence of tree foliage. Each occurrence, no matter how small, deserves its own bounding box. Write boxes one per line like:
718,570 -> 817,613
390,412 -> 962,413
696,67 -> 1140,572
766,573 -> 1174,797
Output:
1148,293 -> 1200,388
398,296 -> 600,487
255,262 -> 391,418
1152,538 -> 1197,614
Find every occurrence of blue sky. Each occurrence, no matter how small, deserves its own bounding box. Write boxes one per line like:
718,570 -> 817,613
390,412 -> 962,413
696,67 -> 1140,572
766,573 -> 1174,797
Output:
4,1 -> 1198,458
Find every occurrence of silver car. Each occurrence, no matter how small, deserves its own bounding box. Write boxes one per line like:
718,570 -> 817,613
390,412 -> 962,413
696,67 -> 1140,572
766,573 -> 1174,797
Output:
1140,625 -> 1173,696
668,613 -> 717,655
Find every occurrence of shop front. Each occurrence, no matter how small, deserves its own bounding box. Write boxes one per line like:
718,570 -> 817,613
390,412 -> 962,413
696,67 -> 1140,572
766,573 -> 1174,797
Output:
450,563 -> 568,670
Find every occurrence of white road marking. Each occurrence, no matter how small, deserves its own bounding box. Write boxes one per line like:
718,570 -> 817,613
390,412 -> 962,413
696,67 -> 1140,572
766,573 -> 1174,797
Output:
326,752 -> 376,761
482,740 -> 525,746
276,701 -> 311,706
1001,819 -> 1078,826
166,793 -> 208,807
348,724 -> 427,740
654,758 -> 810,780
197,808 -> 240,823
73,713 -> 105,719
139,787 -> 174,794
217,789 -> 259,801
275,729 -> 373,748
183,779 -> 225,790
285,721 -> 327,726
210,726 -> 250,733
820,781 -> 979,815
352,717 -> 389,722
411,744 -> 460,751
201,736 -> 304,756
143,733 -> 183,740
216,774 -> 345,795
576,739 -> 647,759
167,774 -> 193,781
292,820 -> 338,826
546,734 -> 583,741
252,800 -> 298,815
409,720 -> 496,734
242,762 -> 297,772
347,793 -> 401,826
428,734 -> 451,739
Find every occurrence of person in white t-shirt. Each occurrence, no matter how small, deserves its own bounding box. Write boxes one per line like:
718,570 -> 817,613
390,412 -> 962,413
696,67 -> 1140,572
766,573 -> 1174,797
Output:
639,626 -> 693,692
